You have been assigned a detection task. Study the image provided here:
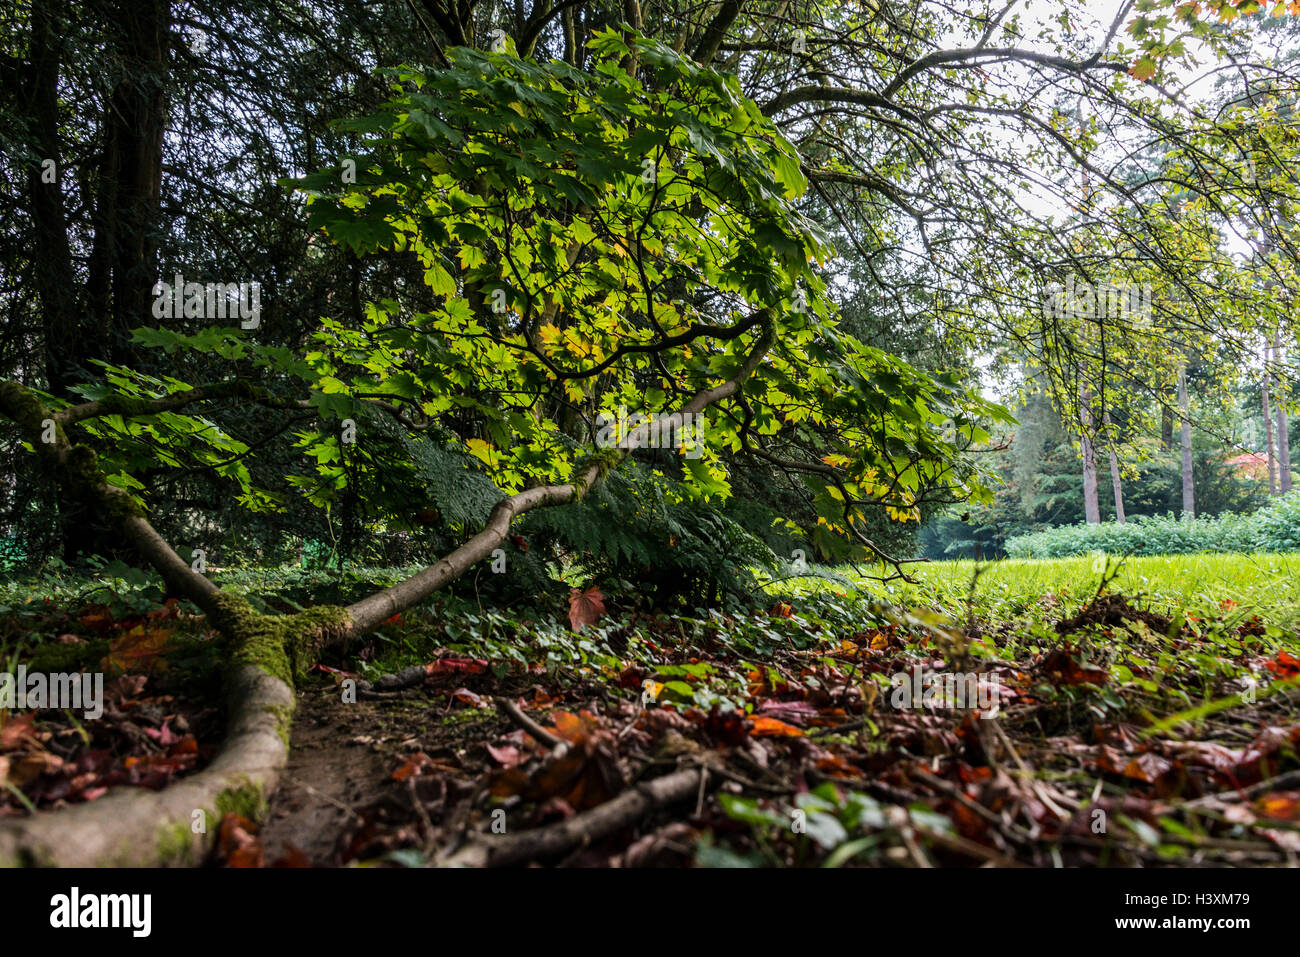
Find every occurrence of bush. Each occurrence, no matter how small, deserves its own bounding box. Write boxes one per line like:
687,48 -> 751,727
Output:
1004,491 -> 1300,557
0,537 -> 24,571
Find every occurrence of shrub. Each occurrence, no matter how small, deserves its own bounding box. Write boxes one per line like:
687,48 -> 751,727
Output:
1004,492 -> 1300,557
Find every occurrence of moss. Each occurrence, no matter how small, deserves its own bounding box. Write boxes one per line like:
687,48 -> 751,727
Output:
265,702 -> 294,748
96,395 -> 167,417
24,638 -> 110,673
216,779 -> 267,821
155,820 -> 199,866
207,590 -> 351,688
0,381 -> 52,437
572,447 -> 622,500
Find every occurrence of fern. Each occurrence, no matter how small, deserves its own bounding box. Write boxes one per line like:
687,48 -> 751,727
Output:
523,462 -> 777,606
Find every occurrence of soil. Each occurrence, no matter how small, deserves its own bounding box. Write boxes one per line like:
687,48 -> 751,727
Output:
1054,592 -> 1173,635
260,690 -> 391,864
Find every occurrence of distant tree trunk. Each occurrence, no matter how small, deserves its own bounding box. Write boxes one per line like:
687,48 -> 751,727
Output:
1161,403 -> 1174,450
92,0 -> 170,366
25,0 -> 82,395
1079,382 -> 1100,523
1276,333 -> 1292,493
1103,411 -> 1125,523
1264,341 -> 1278,495
1179,366 -> 1195,519
55,0 -> 171,563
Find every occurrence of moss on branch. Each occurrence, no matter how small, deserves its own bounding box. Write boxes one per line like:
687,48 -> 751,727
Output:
208,591 -> 351,688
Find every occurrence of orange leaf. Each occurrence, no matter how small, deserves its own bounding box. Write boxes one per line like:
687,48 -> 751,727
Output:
392,752 -> 432,781
102,624 -> 175,675
748,715 -> 804,737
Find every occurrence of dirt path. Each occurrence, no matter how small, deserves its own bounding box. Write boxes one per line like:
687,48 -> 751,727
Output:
261,690 -> 392,864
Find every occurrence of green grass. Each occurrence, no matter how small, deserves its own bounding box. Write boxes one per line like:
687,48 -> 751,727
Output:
774,553 -> 1300,634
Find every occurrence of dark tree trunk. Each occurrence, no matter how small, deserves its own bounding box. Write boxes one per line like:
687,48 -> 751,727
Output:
60,0 -> 171,562
25,0 -> 82,395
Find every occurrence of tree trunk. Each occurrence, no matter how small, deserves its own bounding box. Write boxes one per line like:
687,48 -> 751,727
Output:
96,0 -> 170,365
1079,383 -> 1100,523
57,0 -> 170,563
1179,366 -> 1195,519
1161,403 -> 1174,451
1264,342 -> 1278,495
1276,334 -> 1291,493
25,0 -> 82,396
1103,411 -> 1125,524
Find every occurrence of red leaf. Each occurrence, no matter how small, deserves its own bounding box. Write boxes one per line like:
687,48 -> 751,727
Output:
450,687 -> 484,707
1041,648 -> 1108,686
392,752 -> 432,781
101,624 -> 174,675
218,813 -> 264,868
1265,651 -> 1300,679
568,586 -> 606,631
425,656 -> 487,676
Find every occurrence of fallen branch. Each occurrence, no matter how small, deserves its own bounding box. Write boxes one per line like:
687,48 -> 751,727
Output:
442,766 -> 709,867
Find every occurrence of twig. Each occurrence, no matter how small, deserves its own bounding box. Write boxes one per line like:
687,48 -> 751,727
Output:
909,767 -> 1036,847
1183,769 -> 1300,808
494,696 -> 564,750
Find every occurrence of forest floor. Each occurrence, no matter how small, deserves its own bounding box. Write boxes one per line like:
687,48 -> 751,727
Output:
3,555 -> 1300,866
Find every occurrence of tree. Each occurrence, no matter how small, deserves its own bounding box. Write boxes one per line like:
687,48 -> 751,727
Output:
0,32 -> 1002,864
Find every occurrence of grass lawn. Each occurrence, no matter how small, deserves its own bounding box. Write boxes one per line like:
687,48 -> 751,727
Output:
812,553 -> 1300,634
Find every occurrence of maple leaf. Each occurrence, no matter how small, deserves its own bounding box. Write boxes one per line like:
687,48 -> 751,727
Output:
1129,55 -> 1158,81
102,624 -> 175,675
568,586 -> 606,631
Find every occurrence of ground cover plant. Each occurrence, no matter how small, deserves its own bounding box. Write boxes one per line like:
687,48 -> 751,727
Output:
2,553 -> 1297,867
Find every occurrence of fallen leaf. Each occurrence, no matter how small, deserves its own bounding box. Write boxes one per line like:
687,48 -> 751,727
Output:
568,586 -> 606,631
748,715 -> 804,737
392,752 -> 432,781
486,743 -> 524,767
0,713 -> 38,752
102,624 -> 175,675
